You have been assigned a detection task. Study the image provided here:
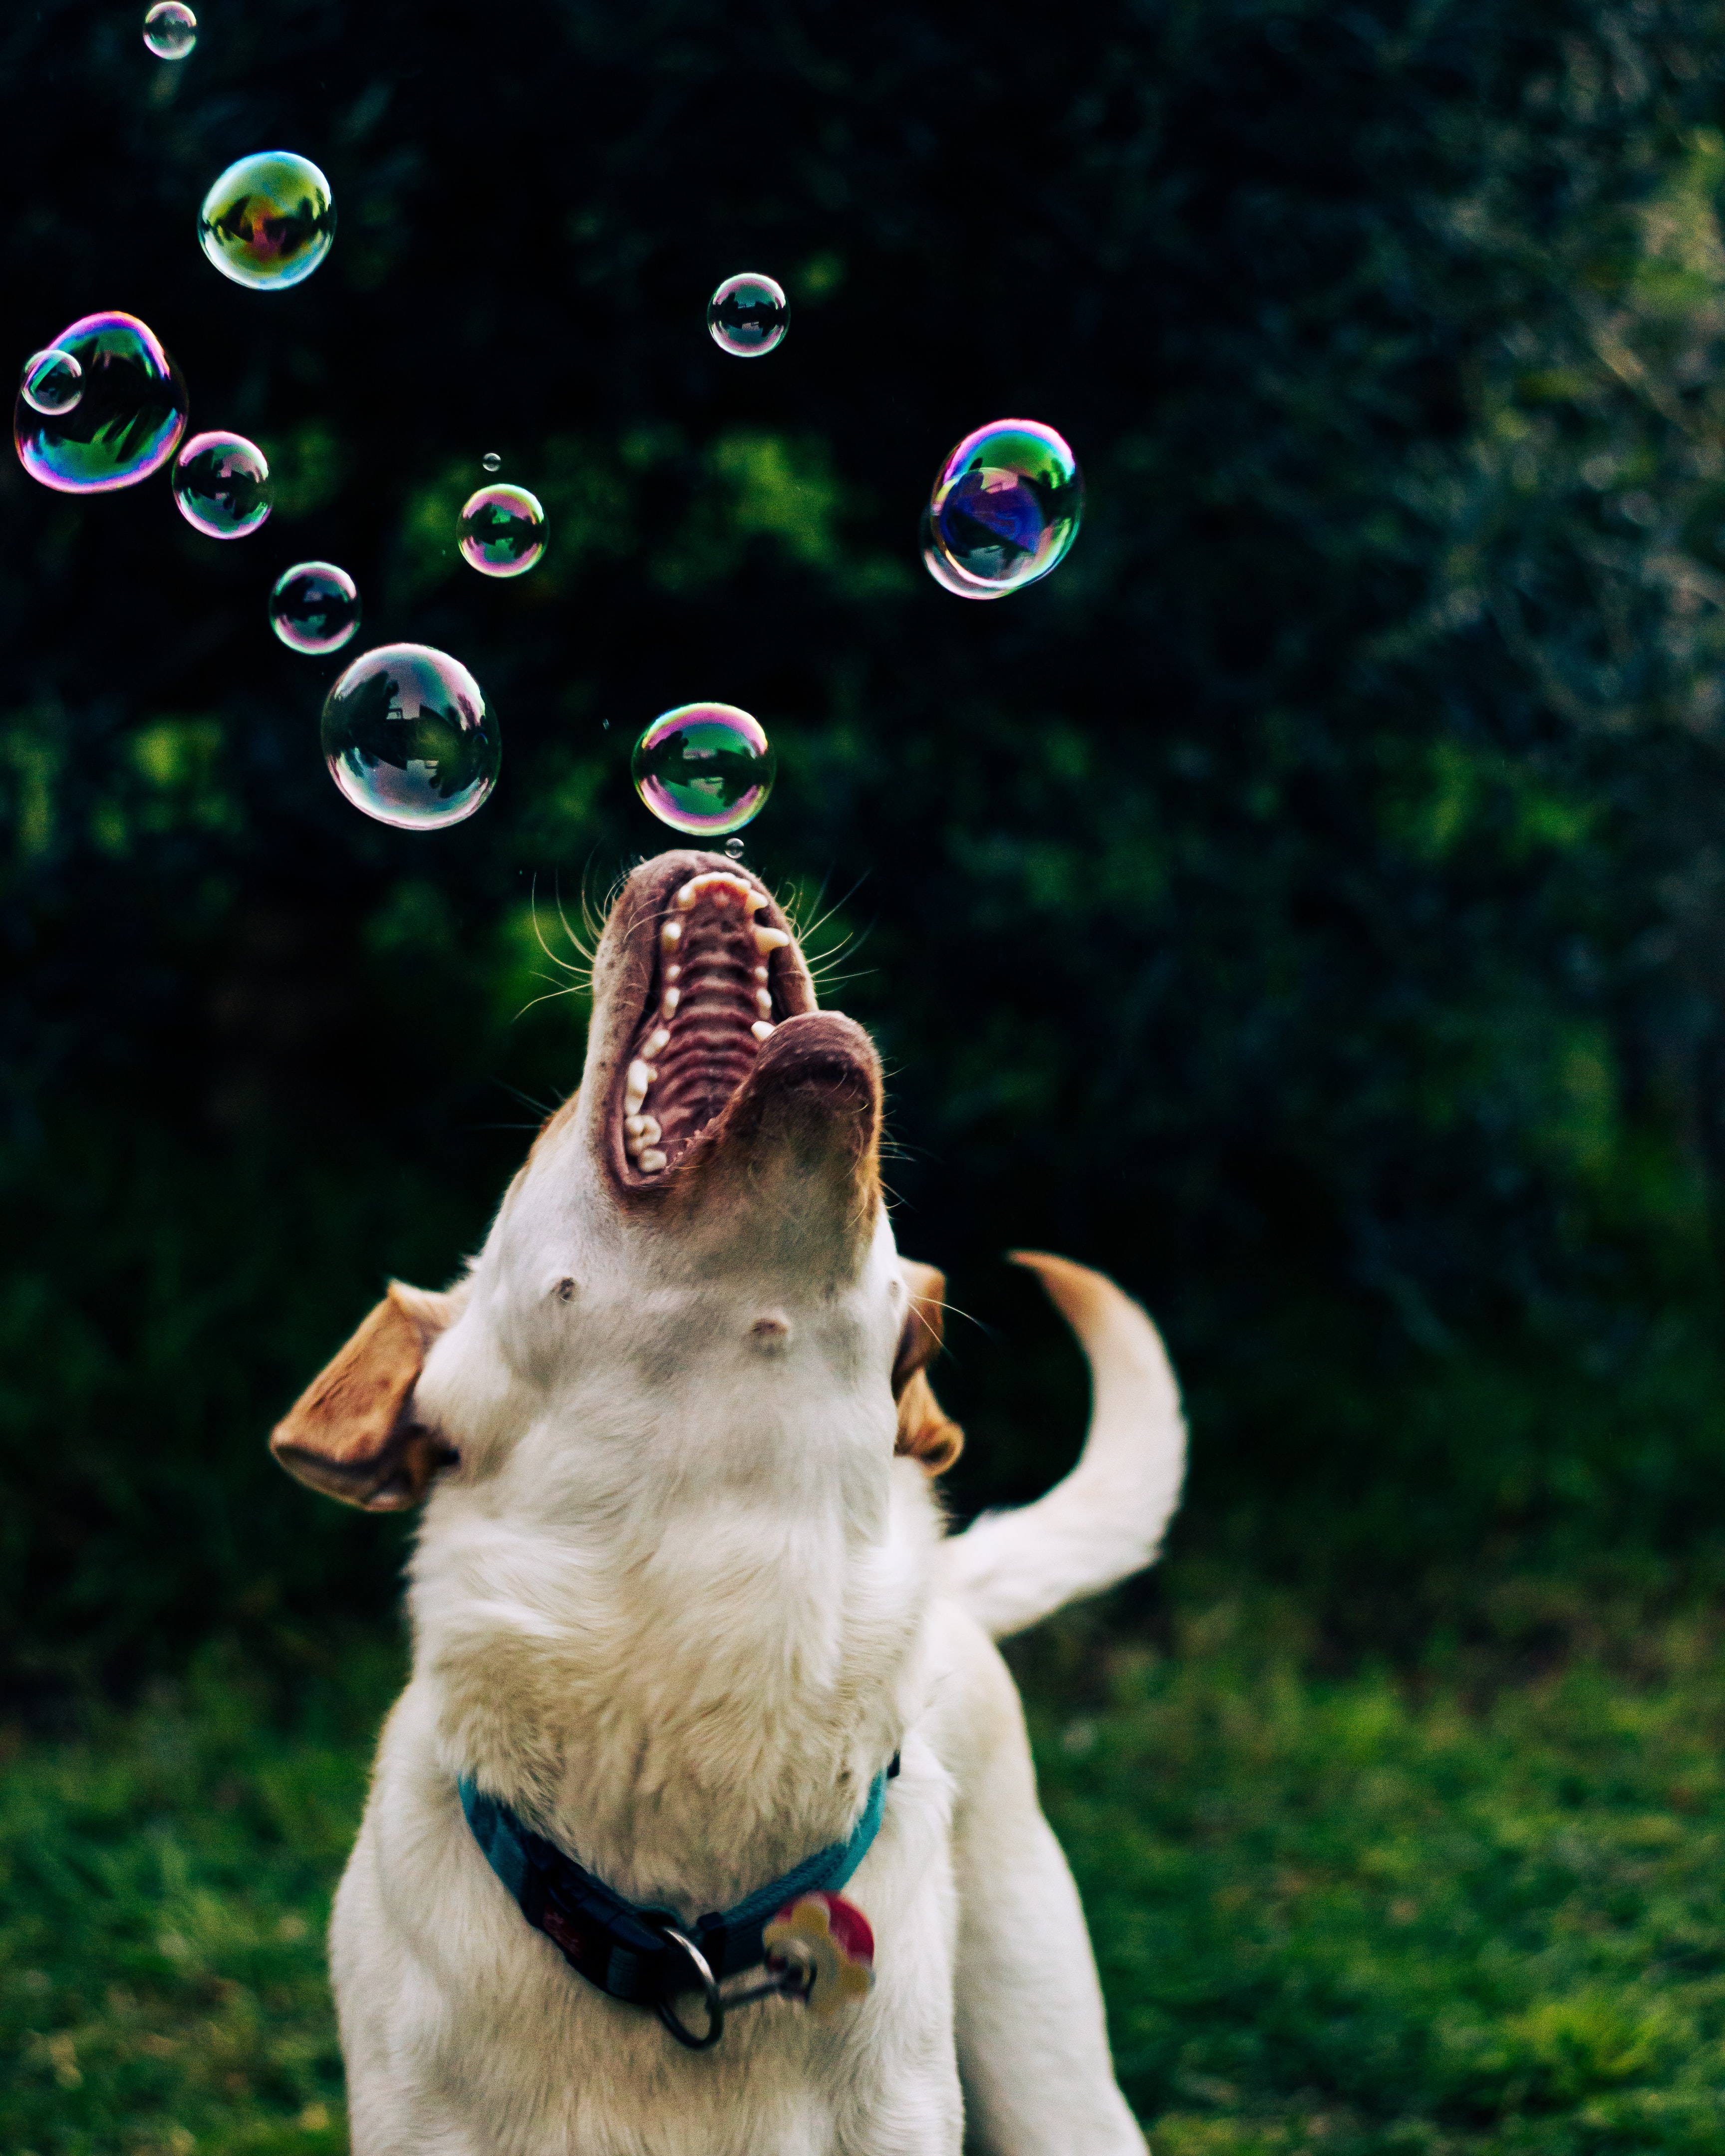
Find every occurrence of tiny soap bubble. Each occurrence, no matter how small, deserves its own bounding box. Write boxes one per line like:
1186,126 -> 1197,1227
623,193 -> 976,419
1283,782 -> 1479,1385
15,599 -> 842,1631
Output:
724,836 -> 746,858
632,704 -> 775,836
481,452 -> 502,473
924,419 -> 1083,598
459,483 -> 546,577
20,348 -> 82,417
143,1 -> 197,57
173,431 -> 271,538
270,561 -> 360,653
321,643 -> 499,830
14,311 -> 186,493
199,151 -> 335,290
707,273 -> 788,358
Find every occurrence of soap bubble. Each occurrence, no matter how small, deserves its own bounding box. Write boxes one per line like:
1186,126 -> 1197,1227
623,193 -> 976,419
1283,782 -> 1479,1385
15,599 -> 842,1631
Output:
707,274 -> 788,358
481,452 -> 502,473
173,431 -> 271,538
632,704 -> 775,836
143,2 -> 197,57
459,484 -> 546,577
321,644 -> 499,830
270,561 -> 360,654
724,836 -> 746,858
199,151 -> 335,290
20,349 -> 82,417
925,419 -> 1083,596
14,312 -> 187,493
918,508 -> 1007,601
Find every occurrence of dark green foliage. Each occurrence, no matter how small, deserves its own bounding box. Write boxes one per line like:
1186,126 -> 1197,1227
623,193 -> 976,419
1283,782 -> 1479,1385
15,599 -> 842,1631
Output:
9,0 -> 1725,1683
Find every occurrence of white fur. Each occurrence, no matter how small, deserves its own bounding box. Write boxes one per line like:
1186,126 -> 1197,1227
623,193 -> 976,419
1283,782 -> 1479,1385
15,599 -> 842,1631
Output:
324,891 -> 1184,2154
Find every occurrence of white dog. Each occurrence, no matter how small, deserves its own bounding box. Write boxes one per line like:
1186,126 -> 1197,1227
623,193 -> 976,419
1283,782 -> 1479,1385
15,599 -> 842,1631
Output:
272,848 -> 1185,2156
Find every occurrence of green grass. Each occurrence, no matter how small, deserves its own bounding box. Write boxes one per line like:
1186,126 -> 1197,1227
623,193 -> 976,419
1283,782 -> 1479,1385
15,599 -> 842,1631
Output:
5,1596 -> 1725,2154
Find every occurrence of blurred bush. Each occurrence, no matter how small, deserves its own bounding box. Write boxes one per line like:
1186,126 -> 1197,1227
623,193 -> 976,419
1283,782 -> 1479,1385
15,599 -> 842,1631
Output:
8,0 -> 1725,1691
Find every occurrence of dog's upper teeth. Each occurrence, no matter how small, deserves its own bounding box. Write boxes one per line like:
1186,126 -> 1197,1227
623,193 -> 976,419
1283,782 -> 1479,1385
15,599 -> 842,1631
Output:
637,1148 -> 667,1173
677,870 -> 763,912
752,1020 -> 775,1042
643,1027 -> 670,1057
753,926 -> 790,955
662,919 -> 683,946
625,1059 -> 651,1114
755,990 -> 773,1019
664,963 -> 682,983
753,964 -> 769,984
660,987 -> 680,1017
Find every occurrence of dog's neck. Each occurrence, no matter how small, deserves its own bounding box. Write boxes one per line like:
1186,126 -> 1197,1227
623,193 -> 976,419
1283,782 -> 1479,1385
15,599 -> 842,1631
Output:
407,1326 -> 937,1918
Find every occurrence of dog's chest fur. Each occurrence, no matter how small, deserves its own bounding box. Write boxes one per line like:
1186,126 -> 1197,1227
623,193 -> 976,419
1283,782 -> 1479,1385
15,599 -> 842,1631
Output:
410,1438 -> 942,1916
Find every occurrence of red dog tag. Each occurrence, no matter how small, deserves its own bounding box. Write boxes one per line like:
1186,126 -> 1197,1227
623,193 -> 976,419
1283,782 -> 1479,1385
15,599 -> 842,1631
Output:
763,1891 -> 875,2018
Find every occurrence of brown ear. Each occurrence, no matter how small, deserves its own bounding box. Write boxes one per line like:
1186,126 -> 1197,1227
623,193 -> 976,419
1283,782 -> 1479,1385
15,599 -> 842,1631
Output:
270,1280 -> 462,1511
893,1259 -> 964,1477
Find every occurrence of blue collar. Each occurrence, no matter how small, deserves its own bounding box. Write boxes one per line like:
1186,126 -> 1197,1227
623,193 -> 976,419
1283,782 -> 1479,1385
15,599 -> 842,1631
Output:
459,1758 -> 895,2014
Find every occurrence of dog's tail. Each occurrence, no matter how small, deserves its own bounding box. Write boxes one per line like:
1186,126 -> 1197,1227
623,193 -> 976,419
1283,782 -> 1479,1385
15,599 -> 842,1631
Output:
943,1252 -> 1186,1640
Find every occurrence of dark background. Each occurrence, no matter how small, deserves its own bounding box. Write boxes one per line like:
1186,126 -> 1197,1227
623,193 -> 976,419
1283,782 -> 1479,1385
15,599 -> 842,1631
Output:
8,0 -> 1725,1698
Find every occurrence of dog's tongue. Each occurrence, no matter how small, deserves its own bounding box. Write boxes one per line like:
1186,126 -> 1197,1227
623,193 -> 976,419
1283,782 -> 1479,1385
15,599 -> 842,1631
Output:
621,869 -> 792,1177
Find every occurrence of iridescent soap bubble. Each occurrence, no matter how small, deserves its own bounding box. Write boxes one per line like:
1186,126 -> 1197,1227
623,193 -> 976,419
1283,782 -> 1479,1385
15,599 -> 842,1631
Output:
20,349 -> 82,417
269,561 -> 360,654
199,151 -> 335,290
632,704 -> 775,836
14,312 -> 186,493
321,643 -> 499,830
918,507 -> 1006,601
707,273 -> 788,358
459,483 -> 546,577
481,452 -> 502,473
173,431 -> 271,538
143,2 -> 197,57
926,419 -> 1083,597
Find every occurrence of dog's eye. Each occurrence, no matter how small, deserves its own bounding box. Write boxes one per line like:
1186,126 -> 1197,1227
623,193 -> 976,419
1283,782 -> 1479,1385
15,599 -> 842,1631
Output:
553,1278 -> 577,1304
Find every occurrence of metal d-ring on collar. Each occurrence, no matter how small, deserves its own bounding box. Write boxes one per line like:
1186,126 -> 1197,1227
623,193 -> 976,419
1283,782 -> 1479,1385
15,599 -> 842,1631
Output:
654,1924 -> 819,2050
458,1756 -> 896,2047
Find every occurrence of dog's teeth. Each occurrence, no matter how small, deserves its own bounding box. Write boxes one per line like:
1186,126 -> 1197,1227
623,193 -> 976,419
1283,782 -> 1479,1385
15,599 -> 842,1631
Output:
637,1148 -> 667,1173
660,988 -> 680,1017
675,883 -> 698,910
662,919 -> 684,946
625,1114 -> 646,1137
753,926 -> 790,955
754,964 -> 769,984
752,1020 -> 775,1042
625,1059 -> 651,1113
644,1027 -> 670,1057
742,888 -> 766,913
636,1115 -> 661,1144
665,963 -> 682,983
756,989 -> 773,1019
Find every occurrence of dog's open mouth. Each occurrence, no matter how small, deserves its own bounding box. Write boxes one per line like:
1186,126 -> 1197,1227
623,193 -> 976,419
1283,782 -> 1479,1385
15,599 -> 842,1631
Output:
608,864 -> 810,1187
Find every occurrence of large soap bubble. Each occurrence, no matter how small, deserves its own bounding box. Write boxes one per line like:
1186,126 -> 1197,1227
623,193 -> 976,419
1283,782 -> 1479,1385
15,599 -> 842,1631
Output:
14,312 -> 187,493
707,274 -> 788,357
632,703 -> 776,835
321,644 -> 499,830
925,420 -> 1083,597
458,484 -> 546,577
199,151 -> 335,290
143,2 -> 197,57
173,431 -> 271,538
270,561 -> 360,653
20,349 -> 82,417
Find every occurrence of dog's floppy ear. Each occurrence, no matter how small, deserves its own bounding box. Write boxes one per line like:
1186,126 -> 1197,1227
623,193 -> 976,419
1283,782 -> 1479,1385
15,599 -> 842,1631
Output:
893,1258 -> 963,1477
270,1280 -> 463,1511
